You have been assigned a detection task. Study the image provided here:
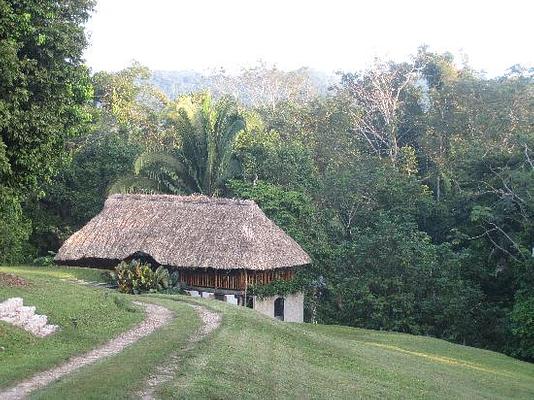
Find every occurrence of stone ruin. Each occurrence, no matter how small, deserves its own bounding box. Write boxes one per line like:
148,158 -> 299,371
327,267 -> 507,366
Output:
0,297 -> 59,337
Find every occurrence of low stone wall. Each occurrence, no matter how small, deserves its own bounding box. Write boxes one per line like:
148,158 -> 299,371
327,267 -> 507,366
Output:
0,298 -> 59,337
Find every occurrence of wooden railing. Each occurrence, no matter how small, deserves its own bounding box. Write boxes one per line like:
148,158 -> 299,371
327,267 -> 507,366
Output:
178,268 -> 294,291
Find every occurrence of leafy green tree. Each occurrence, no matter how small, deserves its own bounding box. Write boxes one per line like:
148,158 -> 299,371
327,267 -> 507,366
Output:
320,156 -> 433,239
0,0 -> 94,262
234,113 -> 318,192
418,67 -> 534,355
417,50 -> 464,201
111,93 -> 245,196
228,180 -> 320,247
92,62 -> 171,148
257,97 -> 357,174
26,133 -> 140,254
319,216 -> 483,339
0,0 -> 94,196
0,192 -> 32,263
511,272 -> 534,360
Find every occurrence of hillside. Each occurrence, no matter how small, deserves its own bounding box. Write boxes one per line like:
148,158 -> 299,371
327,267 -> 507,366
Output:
149,70 -> 211,99
1,266 -> 533,399
148,68 -> 334,101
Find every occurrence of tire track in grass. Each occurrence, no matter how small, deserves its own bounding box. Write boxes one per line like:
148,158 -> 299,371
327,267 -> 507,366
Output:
0,301 -> 174,400
137,304 -> 222,400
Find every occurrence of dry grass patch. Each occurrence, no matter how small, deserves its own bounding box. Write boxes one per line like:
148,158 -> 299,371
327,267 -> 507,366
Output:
0,273 -> 29,288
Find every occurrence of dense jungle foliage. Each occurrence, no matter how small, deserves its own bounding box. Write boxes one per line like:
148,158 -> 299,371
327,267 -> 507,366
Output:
1,0 -> 533,361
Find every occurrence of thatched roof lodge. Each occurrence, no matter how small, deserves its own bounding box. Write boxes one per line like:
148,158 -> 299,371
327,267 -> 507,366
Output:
56,194 -> 310,270
56,194 -> 311,321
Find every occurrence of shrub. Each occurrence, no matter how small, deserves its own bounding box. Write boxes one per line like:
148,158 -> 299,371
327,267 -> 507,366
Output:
511,294 -> 534,361
32,251 -> 56,266
250,277 -> 306,299
112,259 -> 177,294
0,193 -> 32,264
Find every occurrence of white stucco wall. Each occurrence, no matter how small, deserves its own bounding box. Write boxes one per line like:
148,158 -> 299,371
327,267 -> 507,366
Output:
253,296 -> 274,317
184,289 -> 304,322
253,292 -> 304,323
284,292 -> 304,322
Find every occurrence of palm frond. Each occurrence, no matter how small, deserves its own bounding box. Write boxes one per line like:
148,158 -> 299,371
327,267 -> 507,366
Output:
121,93 -> 246,197
136,151 -> 200,194
107,174 -> 163,195
135,151 -> 178,174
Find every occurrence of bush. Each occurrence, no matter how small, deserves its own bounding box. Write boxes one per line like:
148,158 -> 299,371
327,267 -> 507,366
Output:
112,259 -> 176,294
32,251 -> 56,266
511,294 -> 534,361
0,193 -> 32,264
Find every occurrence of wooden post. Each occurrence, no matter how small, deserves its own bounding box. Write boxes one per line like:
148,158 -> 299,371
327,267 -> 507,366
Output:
244,269 -> 248,308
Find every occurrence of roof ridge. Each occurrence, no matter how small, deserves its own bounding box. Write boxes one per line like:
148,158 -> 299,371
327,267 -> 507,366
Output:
108,194 -> 256,206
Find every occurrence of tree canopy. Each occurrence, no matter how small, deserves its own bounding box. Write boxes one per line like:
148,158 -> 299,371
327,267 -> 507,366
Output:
0,0 -> 94,262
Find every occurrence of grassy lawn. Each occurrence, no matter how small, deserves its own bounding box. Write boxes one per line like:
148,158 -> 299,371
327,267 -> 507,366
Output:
32,297 -> 200,400
151,296 -> 534,400
2,266 -> 534,399
0,265 -> 143,388
1,264 -> 108,283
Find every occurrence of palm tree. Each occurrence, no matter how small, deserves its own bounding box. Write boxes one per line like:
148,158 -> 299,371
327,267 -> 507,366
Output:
110,93 -> 245,196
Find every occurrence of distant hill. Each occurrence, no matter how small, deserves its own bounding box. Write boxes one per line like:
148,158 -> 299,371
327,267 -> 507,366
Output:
149,70 -> 212,99
149,68 -> 336,103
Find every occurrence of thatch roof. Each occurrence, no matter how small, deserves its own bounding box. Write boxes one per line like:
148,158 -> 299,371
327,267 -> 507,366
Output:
55,194 -> 311,270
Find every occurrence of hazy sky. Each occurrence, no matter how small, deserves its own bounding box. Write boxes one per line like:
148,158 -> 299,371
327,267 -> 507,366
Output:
84,0 -> 533,76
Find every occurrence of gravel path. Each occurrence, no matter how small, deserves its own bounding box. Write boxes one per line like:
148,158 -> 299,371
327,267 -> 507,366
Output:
0,301 -> 174,400
137,304 -> 222,400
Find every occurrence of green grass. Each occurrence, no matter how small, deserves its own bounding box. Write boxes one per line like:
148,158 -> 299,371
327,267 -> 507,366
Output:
2,266 -> 534,399
1,264 -> 108,283
151,296 -> 534,400
0,265 -> 143,388
32,297 -> 200,400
